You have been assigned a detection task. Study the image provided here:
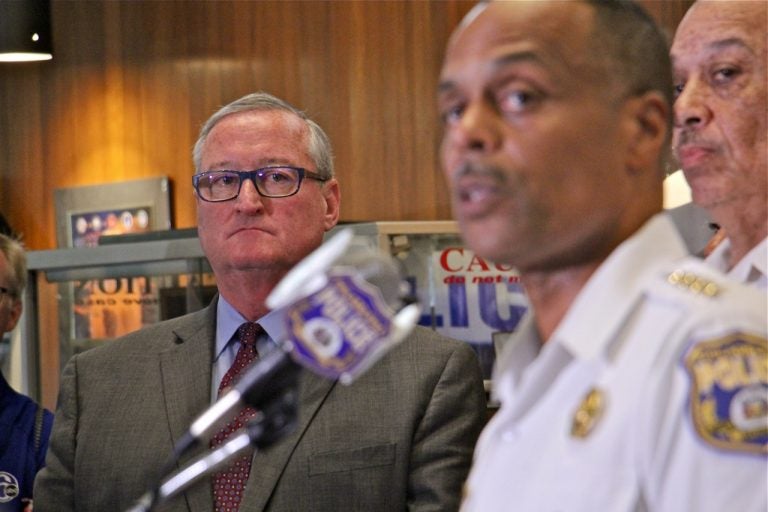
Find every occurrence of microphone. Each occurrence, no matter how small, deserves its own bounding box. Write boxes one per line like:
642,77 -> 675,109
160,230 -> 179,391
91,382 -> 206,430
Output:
174,228 -> 421,457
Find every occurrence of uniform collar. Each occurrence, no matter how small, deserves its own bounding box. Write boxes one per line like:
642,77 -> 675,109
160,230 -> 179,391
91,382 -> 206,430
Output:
706,236 -> 767,287
553,213 -> 689,360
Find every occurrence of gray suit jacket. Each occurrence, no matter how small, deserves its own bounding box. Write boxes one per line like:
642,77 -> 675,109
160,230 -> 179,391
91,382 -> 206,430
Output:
34,299 -> 486,511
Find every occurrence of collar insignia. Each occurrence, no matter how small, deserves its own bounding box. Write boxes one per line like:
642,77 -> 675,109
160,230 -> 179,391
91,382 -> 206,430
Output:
571,387 -> 606,439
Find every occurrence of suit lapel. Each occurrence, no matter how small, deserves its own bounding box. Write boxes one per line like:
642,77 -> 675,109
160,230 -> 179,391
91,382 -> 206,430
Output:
159,301 -> 217,512
242,371 -> 337,510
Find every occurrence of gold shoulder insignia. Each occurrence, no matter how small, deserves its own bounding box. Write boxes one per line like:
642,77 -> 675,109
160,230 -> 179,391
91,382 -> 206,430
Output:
667,269 -> 720,297
684,332 -> 768,455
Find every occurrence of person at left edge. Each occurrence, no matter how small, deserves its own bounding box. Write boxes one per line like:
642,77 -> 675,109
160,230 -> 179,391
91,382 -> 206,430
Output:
0,233 -> 54,512
33,91 -> 487,511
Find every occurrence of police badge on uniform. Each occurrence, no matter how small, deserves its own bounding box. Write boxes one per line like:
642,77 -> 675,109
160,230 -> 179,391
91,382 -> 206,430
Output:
684,332 -> 768,455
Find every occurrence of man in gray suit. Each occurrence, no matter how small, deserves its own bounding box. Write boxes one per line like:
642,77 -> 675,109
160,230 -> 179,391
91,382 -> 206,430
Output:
34,92 -> 486,511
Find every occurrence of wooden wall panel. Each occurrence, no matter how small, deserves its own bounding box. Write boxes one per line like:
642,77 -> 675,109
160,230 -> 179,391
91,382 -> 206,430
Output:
1,1 -> 479,249
0,0 -> 692,250
0,0 -> 696,409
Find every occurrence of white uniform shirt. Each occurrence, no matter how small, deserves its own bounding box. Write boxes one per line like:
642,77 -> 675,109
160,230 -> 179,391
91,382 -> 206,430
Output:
462,214 -> 767,512
706,237 -> 767,289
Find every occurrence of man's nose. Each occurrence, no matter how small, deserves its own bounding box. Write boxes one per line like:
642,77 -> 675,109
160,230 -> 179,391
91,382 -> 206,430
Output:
237,177 -> 265,208
674,77 -> 712,129
450,100 -> 504,155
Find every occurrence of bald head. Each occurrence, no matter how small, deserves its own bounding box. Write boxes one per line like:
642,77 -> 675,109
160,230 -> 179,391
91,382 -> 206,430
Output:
671,0 -> 767,257
438,0 -> 670,270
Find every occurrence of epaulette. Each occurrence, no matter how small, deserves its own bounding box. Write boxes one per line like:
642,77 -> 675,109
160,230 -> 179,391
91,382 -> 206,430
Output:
657,256 -> 735,299
646,257 -> 750,309
666,268 -> 721,297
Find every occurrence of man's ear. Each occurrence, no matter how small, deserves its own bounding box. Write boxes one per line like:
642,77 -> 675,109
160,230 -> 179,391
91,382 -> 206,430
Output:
322,178 -> 341,231
622,91 -> 670,175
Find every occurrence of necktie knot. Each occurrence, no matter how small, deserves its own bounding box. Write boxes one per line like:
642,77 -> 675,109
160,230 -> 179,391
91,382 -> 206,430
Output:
218,323 -> 262,395
236,322 -> 262,351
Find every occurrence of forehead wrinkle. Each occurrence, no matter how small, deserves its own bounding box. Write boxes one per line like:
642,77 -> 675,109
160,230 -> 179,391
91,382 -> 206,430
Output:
444,2 -> 596,67
492,50 -> 545,72
439,50 -> 544,93
205,157 -> 298,171
674,37 -> 756,60
672,37 -> 760,73
709,37 -> 756,55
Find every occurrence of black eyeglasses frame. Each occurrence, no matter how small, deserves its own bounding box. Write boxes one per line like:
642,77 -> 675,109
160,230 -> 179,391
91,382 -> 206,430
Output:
192,166 -> 329,202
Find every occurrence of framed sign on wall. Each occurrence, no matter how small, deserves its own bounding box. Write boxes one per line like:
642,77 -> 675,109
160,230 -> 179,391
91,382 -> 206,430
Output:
54,177 -> 172,248
53,177 -> 173,349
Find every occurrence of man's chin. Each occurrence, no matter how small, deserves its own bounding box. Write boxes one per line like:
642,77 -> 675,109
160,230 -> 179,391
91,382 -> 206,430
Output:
459,219 -> 514,265
222,252 -> 279,272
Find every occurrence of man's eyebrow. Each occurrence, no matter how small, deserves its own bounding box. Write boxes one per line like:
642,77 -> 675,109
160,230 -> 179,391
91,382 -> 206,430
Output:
708,37 -> 754,54
672,37 -> 757,70
672,37 -> 755,62
438,50 -> 542,93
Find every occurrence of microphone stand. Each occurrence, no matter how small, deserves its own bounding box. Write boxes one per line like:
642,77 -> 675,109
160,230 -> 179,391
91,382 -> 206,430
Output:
126,388 -> 299,512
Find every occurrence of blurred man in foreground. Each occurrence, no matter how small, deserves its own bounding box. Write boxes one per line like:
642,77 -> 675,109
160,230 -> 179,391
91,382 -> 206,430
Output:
671,0 -> 767,287
437,1 -> 767,510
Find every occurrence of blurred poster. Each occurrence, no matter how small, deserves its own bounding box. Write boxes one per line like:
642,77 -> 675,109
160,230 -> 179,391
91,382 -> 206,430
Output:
397,234 -> 528,378
70,207 -> 151,248
51,178 -> 173,358
69,207 -> 159,341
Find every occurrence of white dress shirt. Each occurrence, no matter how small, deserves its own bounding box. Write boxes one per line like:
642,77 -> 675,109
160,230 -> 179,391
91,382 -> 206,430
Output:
706,237 -> 767,289
211,295 -> 286,402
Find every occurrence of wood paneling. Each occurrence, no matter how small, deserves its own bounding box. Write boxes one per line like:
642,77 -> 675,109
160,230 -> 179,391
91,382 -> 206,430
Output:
0,0 -> 693,251
0,1 -> 476,250
0,0 -> 695,409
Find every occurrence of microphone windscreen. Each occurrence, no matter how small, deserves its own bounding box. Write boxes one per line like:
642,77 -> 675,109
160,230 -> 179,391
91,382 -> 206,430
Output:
267,228 -> 419,385
331,242 -> 404,312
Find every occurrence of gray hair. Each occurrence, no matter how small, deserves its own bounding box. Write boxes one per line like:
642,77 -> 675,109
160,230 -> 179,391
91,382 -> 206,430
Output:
192,92 -> 334,179
0,233 -> 27,299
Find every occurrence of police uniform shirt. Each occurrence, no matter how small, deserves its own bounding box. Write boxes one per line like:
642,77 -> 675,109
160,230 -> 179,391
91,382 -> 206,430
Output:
706,237 -> 767,290
461,214 -> 767,512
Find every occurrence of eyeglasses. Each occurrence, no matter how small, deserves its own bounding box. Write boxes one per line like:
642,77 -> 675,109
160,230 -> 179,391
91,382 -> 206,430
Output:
193,166 -> 329,202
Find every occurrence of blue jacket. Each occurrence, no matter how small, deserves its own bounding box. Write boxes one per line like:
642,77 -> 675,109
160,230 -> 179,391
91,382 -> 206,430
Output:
0,373 -> 53,511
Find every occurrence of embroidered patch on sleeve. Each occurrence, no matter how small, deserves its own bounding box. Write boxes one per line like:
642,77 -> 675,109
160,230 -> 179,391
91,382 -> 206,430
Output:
684,332 -> 768,455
